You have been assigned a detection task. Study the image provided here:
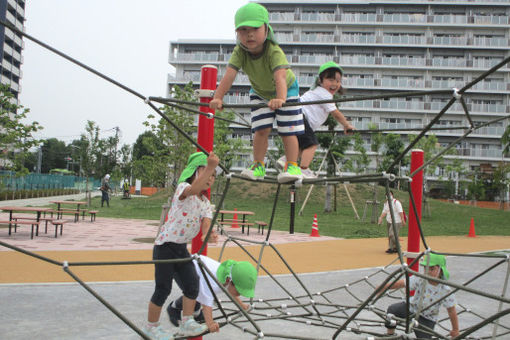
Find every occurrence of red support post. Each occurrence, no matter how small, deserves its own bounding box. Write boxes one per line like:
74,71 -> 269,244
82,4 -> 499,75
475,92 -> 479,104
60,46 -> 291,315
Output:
407,149 -> 424,272
191,65 -> 217,258
189,65 -> 217,340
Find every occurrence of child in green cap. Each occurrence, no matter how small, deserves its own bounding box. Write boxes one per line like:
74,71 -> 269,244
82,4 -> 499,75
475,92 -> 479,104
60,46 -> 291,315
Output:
210,2 -> 304,184
276,61 -> 355,178
144,151 -> 219,340
380,253 -> 459,338
167,255 -> 257,333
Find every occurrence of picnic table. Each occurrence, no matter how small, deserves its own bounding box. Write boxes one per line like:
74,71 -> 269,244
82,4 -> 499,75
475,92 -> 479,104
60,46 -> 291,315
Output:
218,210 -> 255,235
50,200 -> 88,222
0,206 -> 52,222
0,206 -> 53,239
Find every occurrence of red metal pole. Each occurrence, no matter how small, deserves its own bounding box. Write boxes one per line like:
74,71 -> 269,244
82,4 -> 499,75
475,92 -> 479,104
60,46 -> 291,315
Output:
407,149 -> 424,272
191,65 -> 217,258
189,65 -> 217,340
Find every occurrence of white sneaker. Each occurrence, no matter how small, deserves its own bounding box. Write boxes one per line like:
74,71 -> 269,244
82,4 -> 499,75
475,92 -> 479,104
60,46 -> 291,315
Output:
143,325 -> 174,340
301,168 -> 317,179
179,318 -> 208,337
276,156 -> 286,171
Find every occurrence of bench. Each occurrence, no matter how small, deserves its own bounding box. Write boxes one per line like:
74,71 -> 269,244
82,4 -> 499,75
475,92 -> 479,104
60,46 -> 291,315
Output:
0,220 -> 40,239
88,210 -> 98,222
51,220 -> 68,238
56,209 -> 80,222
255,221 -> 267,235
12,216 -> 56,234
218,221 -> 255,235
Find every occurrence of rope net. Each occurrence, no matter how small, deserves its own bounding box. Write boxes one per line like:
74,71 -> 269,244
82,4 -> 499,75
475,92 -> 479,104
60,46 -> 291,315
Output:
0,18 -> 509,340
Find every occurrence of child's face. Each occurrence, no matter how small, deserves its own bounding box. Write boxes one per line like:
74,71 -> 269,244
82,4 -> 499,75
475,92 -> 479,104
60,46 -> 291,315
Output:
194,167 -> 216,188
320,71 -> 342,95
236,25 -> 266,54
424,265 -> 441,280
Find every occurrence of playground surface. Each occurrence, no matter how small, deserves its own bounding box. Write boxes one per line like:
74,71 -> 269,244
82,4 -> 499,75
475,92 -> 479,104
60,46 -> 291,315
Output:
0,194 -> 509,339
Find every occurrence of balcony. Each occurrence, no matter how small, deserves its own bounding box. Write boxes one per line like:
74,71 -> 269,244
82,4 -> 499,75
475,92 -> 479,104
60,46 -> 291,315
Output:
380,100 -> 425,110
341,13 -> 376,23
171,52 -> 220,63
432,36 -> 468,46
431,14 -> 468,24
382,13 -> 427,24
341,35 -> 376,44
431,79 -> 465,89
432,58 -> 466,68
269,12 -> 294,22
382,35 -> 426,45
471,81 -> 507,92
300,33 -> 335,43
381,78 -> 424,89
341,55 -> 375,66
471,103 -> 507,113
473,15 -> 509,25
382,56 -> 426,67
473,37 -> 508,47
343,77 -> 376,87
297,54 -> 333,64
300,12 -> 335,22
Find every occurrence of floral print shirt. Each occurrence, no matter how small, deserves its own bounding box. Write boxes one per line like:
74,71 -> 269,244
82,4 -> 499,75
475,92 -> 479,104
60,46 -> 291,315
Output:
155,182 -> 212,245
409,275 -> 456,322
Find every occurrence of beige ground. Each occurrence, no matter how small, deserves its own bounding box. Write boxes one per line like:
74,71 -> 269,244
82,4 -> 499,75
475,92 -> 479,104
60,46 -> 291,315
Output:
2,236 -> 508,284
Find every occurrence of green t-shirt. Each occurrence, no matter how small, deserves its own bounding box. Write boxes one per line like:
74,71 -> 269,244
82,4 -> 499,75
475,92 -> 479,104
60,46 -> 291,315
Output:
228,41 -> 296,100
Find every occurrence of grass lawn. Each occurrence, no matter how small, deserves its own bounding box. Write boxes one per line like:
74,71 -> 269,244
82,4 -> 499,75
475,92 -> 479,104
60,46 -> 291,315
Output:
83,179 -> 510,239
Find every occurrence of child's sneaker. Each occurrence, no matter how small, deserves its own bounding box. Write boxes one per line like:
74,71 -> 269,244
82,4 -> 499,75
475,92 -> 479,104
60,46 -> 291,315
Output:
240,162 -> 266,180
178,318 -> 208,337
276,156 -> 286,171
277,163 -> 303,183
301,168 -> 317,179
143,325 -> 174,340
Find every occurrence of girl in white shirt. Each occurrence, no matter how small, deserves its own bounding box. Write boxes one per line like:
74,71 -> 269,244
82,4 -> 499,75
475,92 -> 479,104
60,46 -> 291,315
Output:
278,61 -> 354,178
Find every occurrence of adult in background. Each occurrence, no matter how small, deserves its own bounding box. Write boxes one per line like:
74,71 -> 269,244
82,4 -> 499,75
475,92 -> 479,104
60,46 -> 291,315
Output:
100,174 -> 112,207
378,191 -> 406,253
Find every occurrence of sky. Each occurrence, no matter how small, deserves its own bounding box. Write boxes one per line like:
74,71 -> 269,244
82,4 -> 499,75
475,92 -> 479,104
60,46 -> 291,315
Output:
19,0 -> 242,146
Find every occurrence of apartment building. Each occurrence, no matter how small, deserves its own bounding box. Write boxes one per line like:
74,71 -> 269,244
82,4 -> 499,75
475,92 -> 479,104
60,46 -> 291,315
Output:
168,0 -> 510,176
0,0 -> 24,104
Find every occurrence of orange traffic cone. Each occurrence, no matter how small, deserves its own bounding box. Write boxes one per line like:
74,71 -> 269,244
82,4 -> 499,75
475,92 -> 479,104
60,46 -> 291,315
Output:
310,214 -> 320,237
232,208 -> 239,228
468,217 -> 476,237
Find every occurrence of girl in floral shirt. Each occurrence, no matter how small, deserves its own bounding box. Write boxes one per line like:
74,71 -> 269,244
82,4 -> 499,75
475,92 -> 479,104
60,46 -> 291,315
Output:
144,151 -> 219,340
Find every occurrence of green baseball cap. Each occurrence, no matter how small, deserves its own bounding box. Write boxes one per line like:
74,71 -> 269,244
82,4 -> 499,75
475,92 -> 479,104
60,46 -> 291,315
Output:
177,152 -> 208,184
235,3 -> 277,44
217,259 -> 258,298
420,253 -> 450,280
318,61 -> 344,76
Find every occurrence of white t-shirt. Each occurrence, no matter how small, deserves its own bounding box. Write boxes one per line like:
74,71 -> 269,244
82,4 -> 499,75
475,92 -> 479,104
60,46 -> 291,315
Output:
155,182 -> 213,245
194,255 -> 222,307
382,198 -> 403,224
300,86 -> 337,131
409,275 -> 456,322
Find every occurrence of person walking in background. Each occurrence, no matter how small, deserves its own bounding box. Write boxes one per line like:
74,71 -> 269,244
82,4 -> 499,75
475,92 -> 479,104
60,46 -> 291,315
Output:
378,190 -> 406,253
210,2 -> 304,183
100,174 -> 112,207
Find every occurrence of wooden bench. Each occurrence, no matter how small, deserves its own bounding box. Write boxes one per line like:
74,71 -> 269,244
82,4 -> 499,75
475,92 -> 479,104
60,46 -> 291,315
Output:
0,220 -> 40,239
51,220 -> 67,238
255,221 -> 267,235
88,210 -> 98,222
56,209 -> 80,222
218,221 -> 255,235
12,216 -> 56,234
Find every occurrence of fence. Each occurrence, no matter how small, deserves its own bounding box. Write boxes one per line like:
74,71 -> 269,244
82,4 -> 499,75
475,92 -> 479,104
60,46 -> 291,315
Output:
0,171 -> 101,192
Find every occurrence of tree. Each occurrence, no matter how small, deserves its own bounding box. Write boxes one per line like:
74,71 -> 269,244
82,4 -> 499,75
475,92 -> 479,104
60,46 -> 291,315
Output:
40,138 -> 68,173
0,84 -> 42,174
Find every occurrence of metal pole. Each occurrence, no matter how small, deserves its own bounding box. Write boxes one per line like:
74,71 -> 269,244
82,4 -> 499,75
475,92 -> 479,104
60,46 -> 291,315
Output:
407,149 -> 424,272
191,66 -> 217,256
289,185 -> 296,234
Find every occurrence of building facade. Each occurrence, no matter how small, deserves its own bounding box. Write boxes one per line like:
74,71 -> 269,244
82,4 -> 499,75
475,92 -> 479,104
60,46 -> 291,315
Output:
168,0 -> 510,177
0,0 -> 24,104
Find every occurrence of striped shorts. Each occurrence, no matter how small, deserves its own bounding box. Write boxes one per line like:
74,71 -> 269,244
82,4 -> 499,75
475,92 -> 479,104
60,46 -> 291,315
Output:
250,81 -> 305,136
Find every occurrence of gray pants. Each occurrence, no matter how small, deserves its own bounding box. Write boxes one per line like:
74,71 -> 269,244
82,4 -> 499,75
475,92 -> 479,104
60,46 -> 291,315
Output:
386,301 -> 436,338
387,222 -> 402,250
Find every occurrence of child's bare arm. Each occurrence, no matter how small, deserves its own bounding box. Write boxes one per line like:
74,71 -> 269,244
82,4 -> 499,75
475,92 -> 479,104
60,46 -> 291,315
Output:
210,67 -> 237,110
331,109 -> 354,133
447,306 -> 459,338
181,152 -> 219,199
268,68 -> 287,110
377,279 -> 405,297
200,217 -> 218,243
202,305 -> 219,333
234,295 -> 249,310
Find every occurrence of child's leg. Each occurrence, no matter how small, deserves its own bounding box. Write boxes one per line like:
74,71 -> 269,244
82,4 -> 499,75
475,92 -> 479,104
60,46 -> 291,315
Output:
385,301 -> 407,334
300,144 -> 318,168
253,127 -> 272,162
281,135 -> 299,163
182,296 -> 197,317
148,301 -> 163,323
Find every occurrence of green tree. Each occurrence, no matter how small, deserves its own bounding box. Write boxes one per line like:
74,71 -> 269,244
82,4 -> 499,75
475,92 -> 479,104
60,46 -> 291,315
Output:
0,84 -> 42,174
40,138 -> 68,173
